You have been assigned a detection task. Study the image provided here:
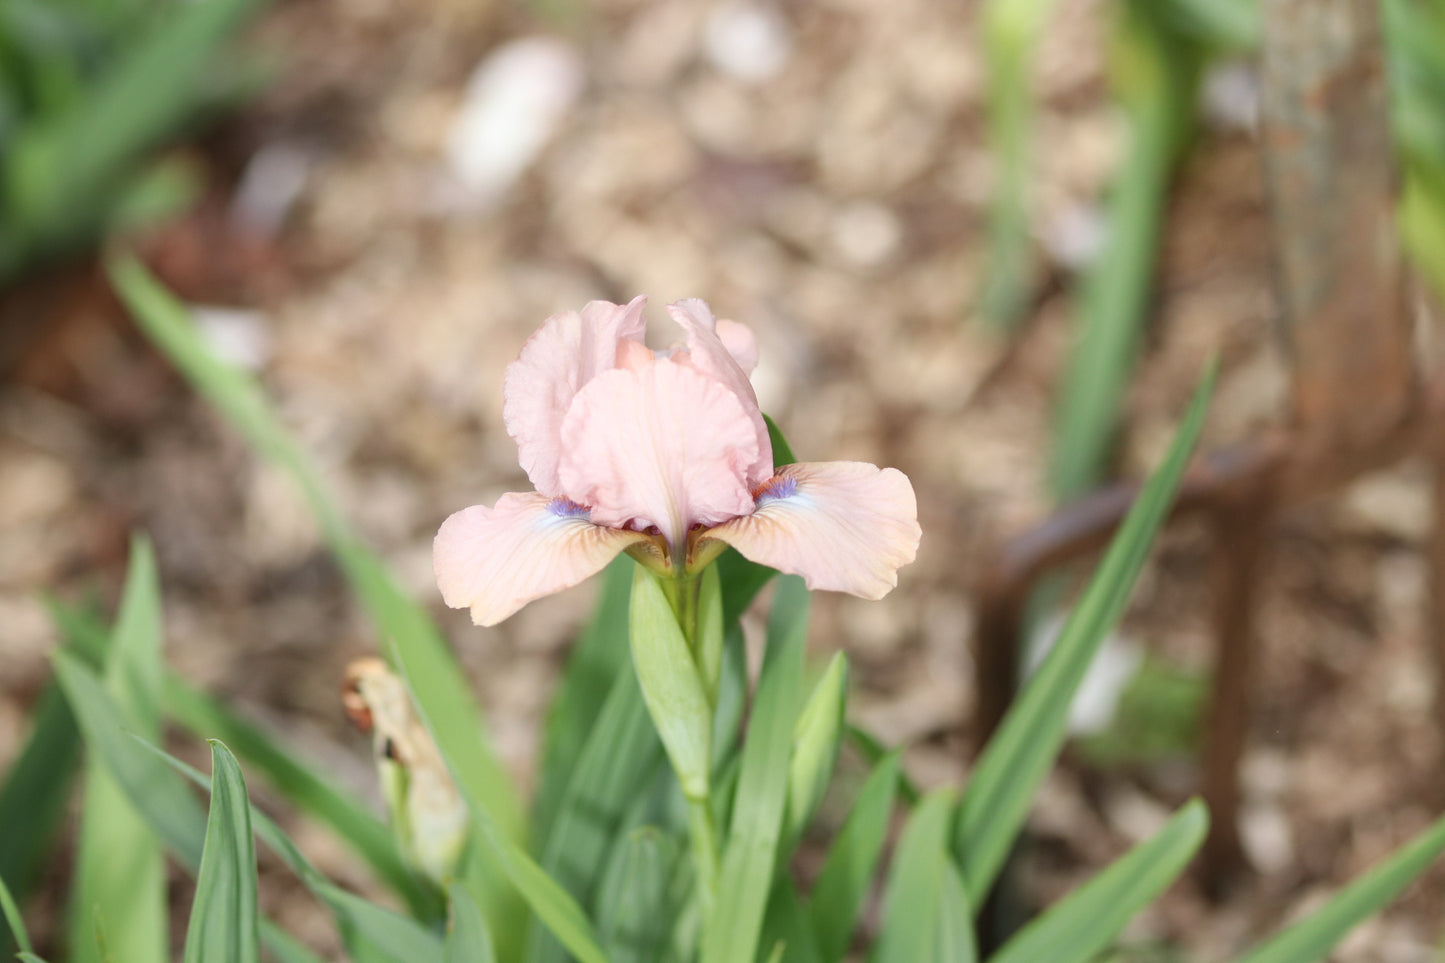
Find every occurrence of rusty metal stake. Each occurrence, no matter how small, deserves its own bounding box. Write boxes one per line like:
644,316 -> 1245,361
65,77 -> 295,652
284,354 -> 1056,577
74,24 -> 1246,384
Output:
972,0 -> 1419,901
1199,477 -> 1274,892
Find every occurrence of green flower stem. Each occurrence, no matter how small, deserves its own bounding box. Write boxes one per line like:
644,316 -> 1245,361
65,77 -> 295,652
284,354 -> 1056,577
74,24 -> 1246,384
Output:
686,795 -> 721,920
638,565 -> 722,926
659,573 -> 702,669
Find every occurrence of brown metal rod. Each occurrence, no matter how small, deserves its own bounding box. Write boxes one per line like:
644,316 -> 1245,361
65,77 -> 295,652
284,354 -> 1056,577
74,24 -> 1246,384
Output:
1200,481 -> 1274,895
972,440 -> 1281,745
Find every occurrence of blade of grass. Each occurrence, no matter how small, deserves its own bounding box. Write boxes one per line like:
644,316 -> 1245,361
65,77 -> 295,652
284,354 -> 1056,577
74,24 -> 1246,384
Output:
935,861 -> 974,962
844,725 -> 921,807
387,641 -> 610,963
1049,0 -> 1205,502
156,739 -> 444,963
528,665 -> 665,963
445,883 -> 496,963
0,682 -> 82,923
259,921 -> 331,963
1167,0 -> 1259,48
954,364 -> 1213,898
52,650 -> 207,863
759,881 -> 821,963
872,790 -> 976,963
43,597 -> 110,661
53,650 -> 440,963
161,673 -> 435,919
709,623 -> 748,773
975,0 -> 1061,329
808,751 -> 900,962
987,798 -> 1208,963
534,556 -> 634,839
109,253 -> 525,950
0,600 -> 106,960
183,742 -> 261,963
69,536 -> 168,963
700,575 -> 810,963
0,871 -> 33,956
764,414 -> 797,467
595,828 -> 684,963
1236,810 -> 1445,963
6,0 -> 263,257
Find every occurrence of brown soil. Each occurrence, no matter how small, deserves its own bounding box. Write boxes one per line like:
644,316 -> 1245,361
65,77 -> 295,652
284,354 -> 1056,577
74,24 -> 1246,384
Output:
2,0 -> 1442,959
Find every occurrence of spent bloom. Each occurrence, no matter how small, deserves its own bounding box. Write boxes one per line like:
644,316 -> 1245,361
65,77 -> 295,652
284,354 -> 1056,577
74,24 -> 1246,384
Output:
434,297 -> 920,626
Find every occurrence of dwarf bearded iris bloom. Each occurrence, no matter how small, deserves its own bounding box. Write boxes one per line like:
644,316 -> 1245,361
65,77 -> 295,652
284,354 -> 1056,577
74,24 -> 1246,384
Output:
434,297 -> 921,626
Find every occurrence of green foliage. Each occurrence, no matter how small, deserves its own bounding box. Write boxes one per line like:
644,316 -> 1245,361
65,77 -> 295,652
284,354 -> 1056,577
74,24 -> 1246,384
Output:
630,566 -> 715,801
988,800 -> 1208,963
68,536 -> 168,963
785,651 -> 849,845
444,884 -> 496,963
0,871 -> 34,957
955,364 -> 1214,897
981,0 -> 1445,503
527,662 -> 664,963
183,743 -> 261,963
58,647 -> 444,961
110,252 -> 527,950
0,0 -> 266,284
162,672 -> 438,919
1236,811 -> 1445,963
14,266 -> 1429,963
384,633 -> 609,963
595,829 -> 685,963
534,557 -> 636,839
1390,0 -> 1445,301
1049,0 -> 1214,503
0,601 -> 107,955
808,751 -> 900,962
874,790 -> 977,963
975,0 -> 1063,330
701,576 -> 810,963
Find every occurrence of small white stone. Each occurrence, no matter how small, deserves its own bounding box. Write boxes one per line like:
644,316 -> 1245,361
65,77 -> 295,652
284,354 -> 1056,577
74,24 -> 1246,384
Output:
446,37 -> 584,202
1026,612 -> 1143,736
1201,60 -> 1260,133
1040,199 -> 1108,270
1240,801 -> 1294,873
191,305 -> 272,371
831,201 -> 902,268
231,144 -> 312,236
703,1 -> 792,85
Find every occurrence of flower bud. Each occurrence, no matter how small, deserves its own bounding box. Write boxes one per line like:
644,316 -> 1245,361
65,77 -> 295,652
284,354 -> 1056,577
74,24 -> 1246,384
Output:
629,565 -> 713,800
343,658 -> 469,886
785,651 -> 848,841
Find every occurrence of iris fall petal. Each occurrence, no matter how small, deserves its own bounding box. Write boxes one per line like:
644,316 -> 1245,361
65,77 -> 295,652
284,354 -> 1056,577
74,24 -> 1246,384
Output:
704,462 -> 921,600
434,491 -> 648,626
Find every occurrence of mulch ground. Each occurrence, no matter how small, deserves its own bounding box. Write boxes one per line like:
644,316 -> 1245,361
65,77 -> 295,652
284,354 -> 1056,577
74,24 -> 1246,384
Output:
2,0 -> 1442,958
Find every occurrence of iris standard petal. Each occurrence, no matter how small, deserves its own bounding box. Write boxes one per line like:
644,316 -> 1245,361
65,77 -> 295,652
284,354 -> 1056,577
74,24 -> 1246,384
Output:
557,358 -> 758,554
503,295 -> 648,495
666,299 -> 773,488
715,319 -> 759,375
703,462 -> 921,600
434,491 -> 648,626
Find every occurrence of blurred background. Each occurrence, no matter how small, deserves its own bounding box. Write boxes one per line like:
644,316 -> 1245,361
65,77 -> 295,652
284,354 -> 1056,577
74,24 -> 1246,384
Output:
3,0 -> 1444,957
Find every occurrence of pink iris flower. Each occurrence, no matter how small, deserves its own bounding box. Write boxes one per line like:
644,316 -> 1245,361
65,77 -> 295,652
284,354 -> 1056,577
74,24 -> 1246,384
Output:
434,297 -> 921,626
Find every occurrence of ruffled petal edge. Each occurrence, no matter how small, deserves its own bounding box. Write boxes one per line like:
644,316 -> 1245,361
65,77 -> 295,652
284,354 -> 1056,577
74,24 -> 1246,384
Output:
702,462 -> 920,600
434,491 -> 648,626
